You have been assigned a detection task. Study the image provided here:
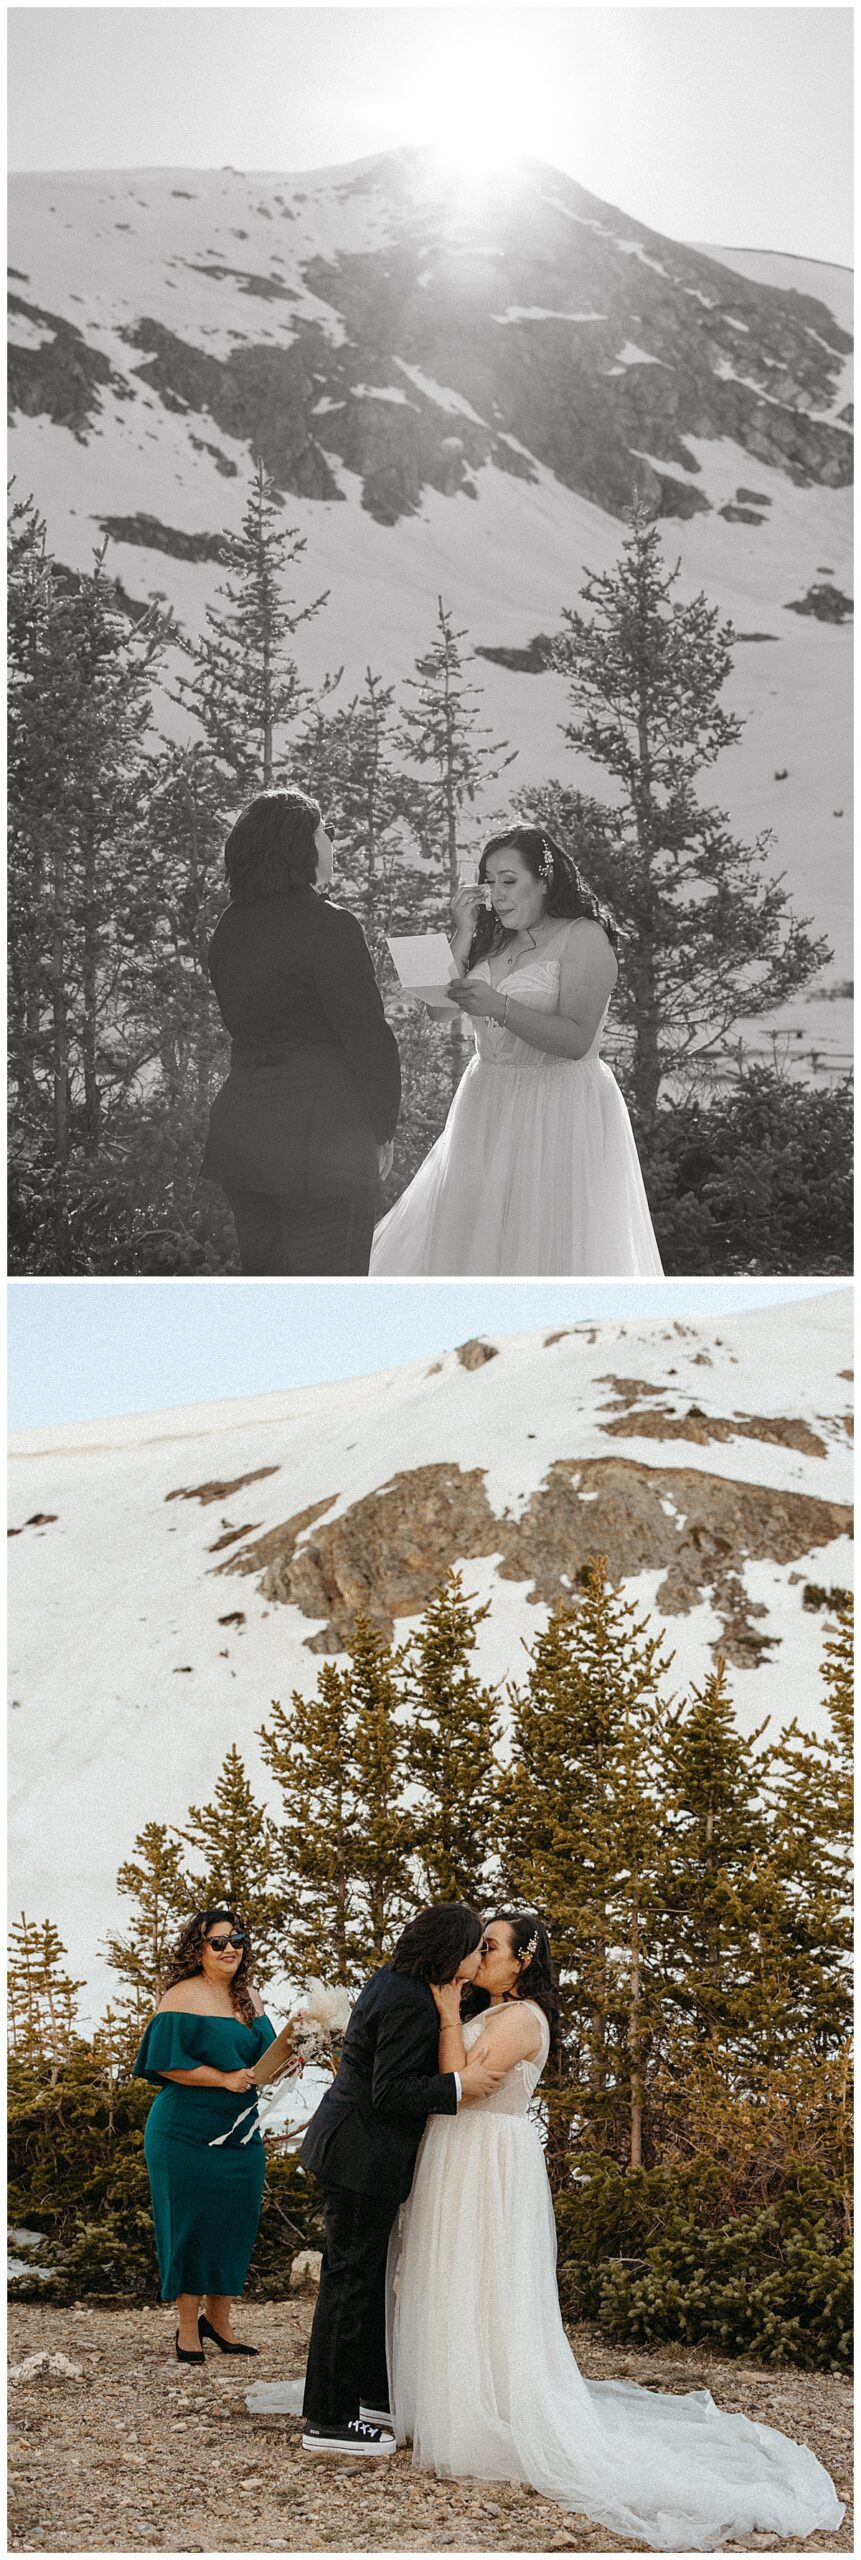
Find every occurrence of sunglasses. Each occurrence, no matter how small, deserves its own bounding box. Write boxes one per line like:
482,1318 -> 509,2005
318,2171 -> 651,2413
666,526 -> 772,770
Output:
207,1930 -> 246,1952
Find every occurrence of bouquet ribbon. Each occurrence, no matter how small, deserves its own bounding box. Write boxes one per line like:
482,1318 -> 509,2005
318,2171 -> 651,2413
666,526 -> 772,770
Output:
208,2098 -> 262,2148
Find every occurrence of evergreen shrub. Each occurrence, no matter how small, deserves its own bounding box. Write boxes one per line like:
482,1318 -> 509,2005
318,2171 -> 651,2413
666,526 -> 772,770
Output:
555,2161 -> 852,2370
634,1068 -> 852,1275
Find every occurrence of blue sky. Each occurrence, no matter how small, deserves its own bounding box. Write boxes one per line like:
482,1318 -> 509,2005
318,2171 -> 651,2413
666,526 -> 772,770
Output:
8,1279 -> 843,1432
8,8 -> 853,263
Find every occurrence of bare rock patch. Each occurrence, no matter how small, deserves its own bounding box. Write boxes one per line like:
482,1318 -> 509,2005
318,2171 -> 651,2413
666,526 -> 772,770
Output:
166,1466 -> 279,1507
215,1456 -> 850,1666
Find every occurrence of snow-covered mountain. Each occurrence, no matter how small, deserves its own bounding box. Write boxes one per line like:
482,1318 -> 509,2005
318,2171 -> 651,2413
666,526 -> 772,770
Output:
7,151 -> 853,1064
8,1292 -> 852,2017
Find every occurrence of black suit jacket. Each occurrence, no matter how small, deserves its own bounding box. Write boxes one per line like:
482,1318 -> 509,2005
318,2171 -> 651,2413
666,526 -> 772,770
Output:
301,1968 -> 459,2206
201,889 -> 401,1202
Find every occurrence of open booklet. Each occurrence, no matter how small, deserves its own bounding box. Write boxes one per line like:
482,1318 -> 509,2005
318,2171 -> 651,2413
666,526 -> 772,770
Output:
252,2022 -> 300,2090
386,932 -> 461,1017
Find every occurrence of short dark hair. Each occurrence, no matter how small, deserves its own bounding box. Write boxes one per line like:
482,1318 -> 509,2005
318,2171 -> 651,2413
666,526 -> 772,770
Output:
391,1902 -> 482,1986
225,786 -> 323,903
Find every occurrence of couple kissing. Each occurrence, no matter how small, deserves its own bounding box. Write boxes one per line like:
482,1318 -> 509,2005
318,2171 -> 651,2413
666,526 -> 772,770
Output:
261,1901 -> 842,2551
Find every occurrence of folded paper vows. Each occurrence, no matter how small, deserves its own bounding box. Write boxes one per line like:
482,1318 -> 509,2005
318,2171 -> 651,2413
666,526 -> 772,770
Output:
387,933 -> 460,1015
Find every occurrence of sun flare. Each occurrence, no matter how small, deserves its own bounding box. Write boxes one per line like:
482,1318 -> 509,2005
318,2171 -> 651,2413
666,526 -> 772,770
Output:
396,23 -> 558,189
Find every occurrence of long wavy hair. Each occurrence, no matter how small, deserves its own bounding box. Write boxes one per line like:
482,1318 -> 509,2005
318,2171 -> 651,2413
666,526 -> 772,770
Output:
467,823 -> 617,972
463,1910 -> 561,2061
159,1906 -> 257,2025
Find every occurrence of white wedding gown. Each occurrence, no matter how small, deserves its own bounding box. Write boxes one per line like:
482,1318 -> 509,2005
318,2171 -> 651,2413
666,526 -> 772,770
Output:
370,927 -> 663,1276
387,2005 -> 844,2551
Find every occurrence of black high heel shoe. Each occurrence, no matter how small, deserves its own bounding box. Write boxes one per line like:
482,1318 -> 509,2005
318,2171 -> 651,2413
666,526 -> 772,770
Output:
198,2312 -> 259,2357
175,2329 -> 205,2364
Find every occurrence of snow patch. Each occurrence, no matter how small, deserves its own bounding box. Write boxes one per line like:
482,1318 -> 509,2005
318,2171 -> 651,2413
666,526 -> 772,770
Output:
395,358 -> 487,423
491,306 -> 606,325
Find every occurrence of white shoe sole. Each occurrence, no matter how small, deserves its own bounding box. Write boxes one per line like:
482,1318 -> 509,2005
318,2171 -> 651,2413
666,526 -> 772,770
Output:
302,2435 -> 396,2457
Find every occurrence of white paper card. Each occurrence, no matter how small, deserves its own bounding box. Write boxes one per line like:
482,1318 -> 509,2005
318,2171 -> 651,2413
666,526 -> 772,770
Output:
387,933 -> 460,1013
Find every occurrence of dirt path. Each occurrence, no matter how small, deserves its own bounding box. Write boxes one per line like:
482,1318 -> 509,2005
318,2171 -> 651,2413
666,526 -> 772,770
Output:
8,2300 -> 852,2555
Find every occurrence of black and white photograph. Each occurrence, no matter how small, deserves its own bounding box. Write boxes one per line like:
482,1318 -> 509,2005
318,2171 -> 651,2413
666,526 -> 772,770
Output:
7,1276 -> 853,2548
7,4 -> 853,1278
5,6 -> 855,2557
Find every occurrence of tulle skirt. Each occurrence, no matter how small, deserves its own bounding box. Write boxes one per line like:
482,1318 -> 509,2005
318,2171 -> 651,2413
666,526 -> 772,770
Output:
388,2108 -> 844,2551
370,1053 -> 663,1276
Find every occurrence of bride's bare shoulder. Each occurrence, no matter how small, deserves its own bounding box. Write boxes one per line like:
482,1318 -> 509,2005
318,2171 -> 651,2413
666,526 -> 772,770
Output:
479,2001 -> 545,2063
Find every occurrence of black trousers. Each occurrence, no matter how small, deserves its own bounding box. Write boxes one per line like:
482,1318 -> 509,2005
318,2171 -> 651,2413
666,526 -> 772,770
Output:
302,2185 -> 395,2426
226,1189 -> 376,1278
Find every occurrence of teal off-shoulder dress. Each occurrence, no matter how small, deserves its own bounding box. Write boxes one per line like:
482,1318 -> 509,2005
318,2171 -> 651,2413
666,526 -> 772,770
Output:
133,2010 -> 276,2300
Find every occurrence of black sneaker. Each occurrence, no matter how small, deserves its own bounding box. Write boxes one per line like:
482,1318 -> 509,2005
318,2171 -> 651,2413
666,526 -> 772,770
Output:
302,2417 -> 396,2458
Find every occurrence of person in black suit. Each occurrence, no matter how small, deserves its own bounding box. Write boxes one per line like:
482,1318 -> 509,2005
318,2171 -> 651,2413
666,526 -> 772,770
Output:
201,786 -> 401,1275
299,1904 -> 494,2459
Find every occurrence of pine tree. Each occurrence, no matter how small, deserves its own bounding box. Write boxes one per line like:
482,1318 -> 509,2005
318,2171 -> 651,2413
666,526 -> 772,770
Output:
93,2002 -> 140,2121
655,1662 -> 770,2055
302,669 -> 410,972
401,1574 -> 501,1904
763,1602 -> 853,2058
7,508 -> 167,1165
103,1821 -> 193,2019
820,1597 -> 853,1848
179,458 -> 328,792
263,1616 -> 415,1984
650,1662 -> 775,2161
146,738 -> 231,1154
552,503 -> 829,1115
260,1661 -> 359,1984
175,1745 -> 285,1978
8,1915 -> 85,2075
399,596 -> 516,1092
347,1616 -> 415,1971
8,492 -> 55,1138
503,1567 -> 673,2168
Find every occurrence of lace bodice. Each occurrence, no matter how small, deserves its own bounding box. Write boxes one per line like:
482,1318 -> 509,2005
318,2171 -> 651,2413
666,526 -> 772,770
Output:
470,926 -> 610,1067
462,2001 -> 550,2114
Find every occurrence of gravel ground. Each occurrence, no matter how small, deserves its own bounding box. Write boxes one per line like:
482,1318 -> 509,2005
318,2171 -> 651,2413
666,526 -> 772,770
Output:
8,2299 -> 852,2556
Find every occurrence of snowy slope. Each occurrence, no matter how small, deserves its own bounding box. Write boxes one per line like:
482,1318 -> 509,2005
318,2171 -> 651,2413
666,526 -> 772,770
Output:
7,156 -> 853,1068
8,1294 -> 852,2019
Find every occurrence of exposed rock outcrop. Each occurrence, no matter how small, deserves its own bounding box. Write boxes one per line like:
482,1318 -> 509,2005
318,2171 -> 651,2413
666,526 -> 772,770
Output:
599,1406 -> 829,1458
166,1466 -> 279,1506
8,156 -> 852,526
215,1469 -> 498,1650
98,513 -> 227,562
214,1454 -> 850,1667
787,582 -> 853,621
8,295 -> 130,439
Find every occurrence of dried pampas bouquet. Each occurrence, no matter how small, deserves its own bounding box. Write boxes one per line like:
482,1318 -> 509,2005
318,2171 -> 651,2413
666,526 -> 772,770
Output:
293,1978 -> 353,2071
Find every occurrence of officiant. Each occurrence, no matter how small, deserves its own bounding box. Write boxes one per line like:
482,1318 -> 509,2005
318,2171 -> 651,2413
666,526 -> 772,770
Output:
133,1907 -> 294,2362
202,786 -> 401,1275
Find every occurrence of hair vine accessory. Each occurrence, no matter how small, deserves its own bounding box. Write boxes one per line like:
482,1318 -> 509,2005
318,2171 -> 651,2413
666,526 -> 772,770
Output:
538,842 -> 554,888
521,1931 -> 539,1964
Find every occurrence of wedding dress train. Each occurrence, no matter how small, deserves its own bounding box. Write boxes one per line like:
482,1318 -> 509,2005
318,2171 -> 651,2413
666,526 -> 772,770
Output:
388,2006 -> 844,2551
370,933 -> 663,1277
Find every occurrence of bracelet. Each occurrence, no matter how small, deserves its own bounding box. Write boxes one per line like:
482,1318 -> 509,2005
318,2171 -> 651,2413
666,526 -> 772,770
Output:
500,993 -> 511,1030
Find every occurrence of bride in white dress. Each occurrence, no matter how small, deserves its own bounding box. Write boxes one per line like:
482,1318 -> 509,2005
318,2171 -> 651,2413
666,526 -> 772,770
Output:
371,825 -> 662,1276
389,1913 -> 844,2553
